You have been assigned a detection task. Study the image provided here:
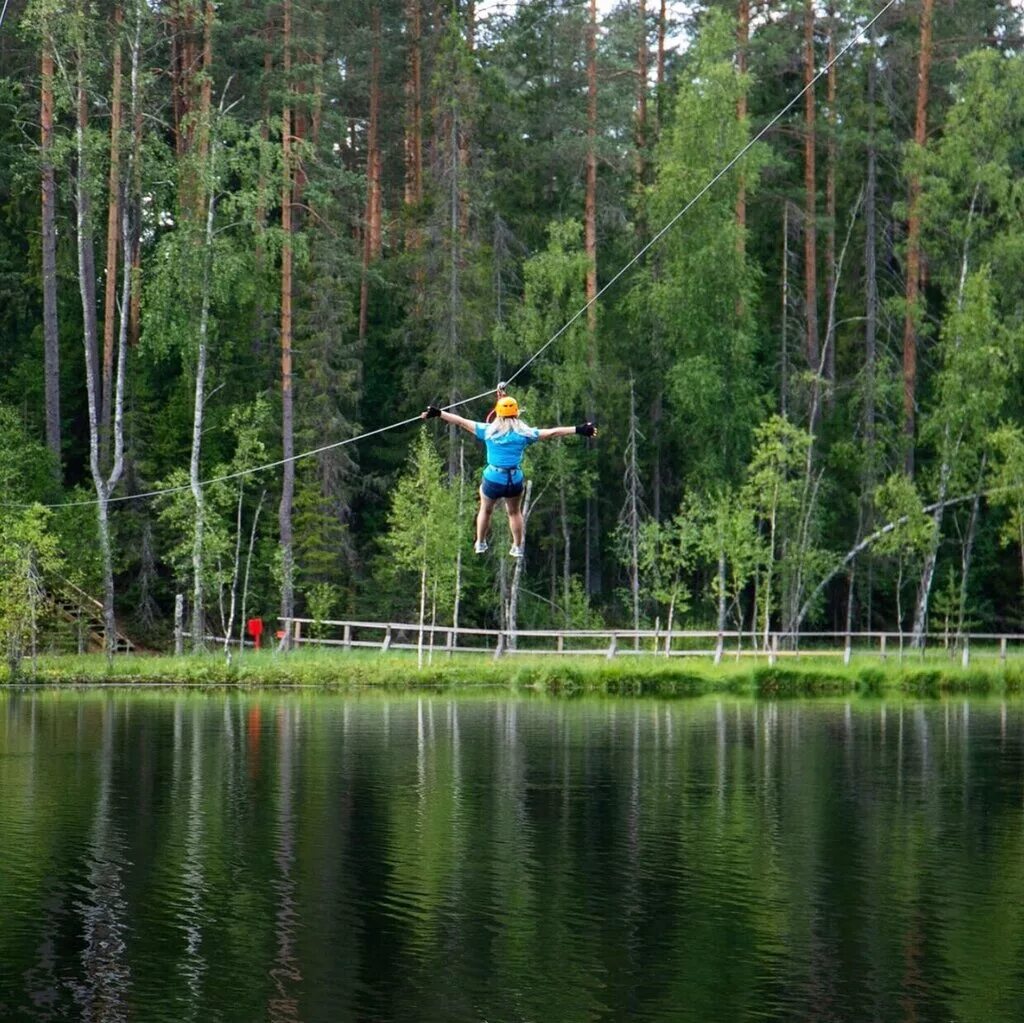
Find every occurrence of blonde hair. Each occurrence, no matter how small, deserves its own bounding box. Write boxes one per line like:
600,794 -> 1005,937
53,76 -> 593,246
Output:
484,416 -> 535,441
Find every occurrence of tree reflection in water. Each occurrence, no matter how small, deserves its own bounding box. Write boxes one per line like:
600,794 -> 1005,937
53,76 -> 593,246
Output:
0,693 -> 1023,1022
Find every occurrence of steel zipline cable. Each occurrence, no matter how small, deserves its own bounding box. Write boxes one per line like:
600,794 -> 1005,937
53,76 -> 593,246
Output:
0,0 -> 12,33
18,0 -> 897,512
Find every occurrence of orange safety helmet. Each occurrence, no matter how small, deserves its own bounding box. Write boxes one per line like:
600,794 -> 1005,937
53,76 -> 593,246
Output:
495,396 -> 519,418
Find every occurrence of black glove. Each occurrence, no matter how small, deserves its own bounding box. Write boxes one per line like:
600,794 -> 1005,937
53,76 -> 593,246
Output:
575,422 -> 596,437
424,405 -> 442,419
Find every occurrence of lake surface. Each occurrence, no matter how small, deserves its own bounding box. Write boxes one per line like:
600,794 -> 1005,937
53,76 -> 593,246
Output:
1,691 -> 1023,1022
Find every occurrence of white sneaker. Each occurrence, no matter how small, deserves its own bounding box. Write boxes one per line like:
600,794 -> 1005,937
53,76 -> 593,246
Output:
474,540 -> 488,554
509,544 -> 524,558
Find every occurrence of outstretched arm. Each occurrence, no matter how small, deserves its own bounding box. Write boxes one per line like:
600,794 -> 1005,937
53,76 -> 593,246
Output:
421,406 -> 478,435
537,422 -> 598,441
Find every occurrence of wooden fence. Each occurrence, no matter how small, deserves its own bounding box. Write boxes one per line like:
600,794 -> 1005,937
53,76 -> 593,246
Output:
276,617 -> 1024,666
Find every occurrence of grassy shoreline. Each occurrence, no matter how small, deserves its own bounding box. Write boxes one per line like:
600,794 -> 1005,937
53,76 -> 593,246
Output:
3,649 -> 1024,697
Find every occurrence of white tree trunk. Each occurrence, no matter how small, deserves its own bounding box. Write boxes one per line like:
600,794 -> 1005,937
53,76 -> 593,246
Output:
189,153 -> 218,652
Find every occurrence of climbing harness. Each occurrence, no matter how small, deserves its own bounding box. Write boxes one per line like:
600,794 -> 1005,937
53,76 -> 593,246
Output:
8,0 -> 897,511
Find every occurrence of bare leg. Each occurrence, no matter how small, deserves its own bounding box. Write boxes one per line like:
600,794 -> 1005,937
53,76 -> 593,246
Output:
477,488 -> 497,544
506,492 -> 525,547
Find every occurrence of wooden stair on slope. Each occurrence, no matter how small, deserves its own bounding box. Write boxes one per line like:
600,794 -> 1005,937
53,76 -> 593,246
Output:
48,577 -> 136,654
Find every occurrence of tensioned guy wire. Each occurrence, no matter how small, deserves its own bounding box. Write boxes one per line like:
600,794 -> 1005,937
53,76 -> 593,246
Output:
17,0 -> 897,511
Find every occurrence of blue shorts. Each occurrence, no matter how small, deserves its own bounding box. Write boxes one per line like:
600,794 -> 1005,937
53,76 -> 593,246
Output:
481,477 -> 524,501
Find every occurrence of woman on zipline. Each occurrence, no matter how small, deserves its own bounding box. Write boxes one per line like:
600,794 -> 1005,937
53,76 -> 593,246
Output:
422,396 -> 597,558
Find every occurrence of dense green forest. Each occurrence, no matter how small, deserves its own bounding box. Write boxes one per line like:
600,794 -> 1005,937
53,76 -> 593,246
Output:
1,0 -> 1023,657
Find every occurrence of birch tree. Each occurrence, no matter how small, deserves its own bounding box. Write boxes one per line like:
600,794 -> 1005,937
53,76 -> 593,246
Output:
385,432 -> 459,668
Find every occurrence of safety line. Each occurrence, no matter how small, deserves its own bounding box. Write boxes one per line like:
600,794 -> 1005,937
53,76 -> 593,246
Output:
0,0 -> 11,32
32,415 -> 427,508
15,0 -> 896,511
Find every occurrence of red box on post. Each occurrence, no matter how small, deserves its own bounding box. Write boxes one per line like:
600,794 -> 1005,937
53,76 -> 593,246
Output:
246,617 -> 264,649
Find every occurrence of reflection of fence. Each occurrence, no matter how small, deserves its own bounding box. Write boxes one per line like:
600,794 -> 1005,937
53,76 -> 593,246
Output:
277,618 -> 1024,665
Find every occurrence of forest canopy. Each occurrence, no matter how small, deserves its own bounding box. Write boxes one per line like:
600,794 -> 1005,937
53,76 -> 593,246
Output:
1,0 -> 1023,655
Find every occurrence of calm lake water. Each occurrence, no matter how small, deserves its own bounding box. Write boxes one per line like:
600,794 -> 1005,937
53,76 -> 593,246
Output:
1,691 -> 1023,1023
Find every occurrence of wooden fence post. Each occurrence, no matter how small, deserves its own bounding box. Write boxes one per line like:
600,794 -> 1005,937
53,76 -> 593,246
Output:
494,632 -> 505,659
607,633 -> 618,660
293,619 -> 302,645
879,634 -> 887,662
381,626 -> 392,652
961,637 -> 970,669
557,633 -> 564,654
343,624 -> 352,649
174,594 -> 184,656
768,633 -> 778,666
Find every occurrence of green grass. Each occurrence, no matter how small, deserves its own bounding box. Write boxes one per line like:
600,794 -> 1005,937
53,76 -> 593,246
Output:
4,647 -> 1024,697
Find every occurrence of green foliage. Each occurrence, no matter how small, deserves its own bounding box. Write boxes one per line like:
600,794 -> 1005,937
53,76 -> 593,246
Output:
694,489 -> 763,628
918,50 -> 1024,305
921,269 -> 1015,492
384,432 -> 461,620
988,425 -> 1024,591
0,506 -> 62,674
0,404 -> 58,500
154,399 -> 271,619
639,7 -> 768,489
637,512 -> 695,625
4,0 -> 1024,646
305,582 -> 341,640
873,473 -> 935,631
874,474 -> 935,559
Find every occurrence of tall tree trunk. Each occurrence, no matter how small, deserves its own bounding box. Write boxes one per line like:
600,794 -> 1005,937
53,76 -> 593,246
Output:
452,442 -> 465,647
311,19 -> 325,146
189,154 -> 217,653
735,0 -> 748,245
101,4 -> 124,464
40,35 -> 61,470
128,1 -> 144,349
197,1 -> 214,163
585,0 -> 598,339
77,38 -> 100,433
823,4 -> 837,409
955,457 -> 986,645
635,0 -> 648,196
447,99 -> 463,478
781,202 -> 790,415
585,0 -> 601,596
910,196 -> 976,648
77,1 -> 130,662
170,0 -> 200,213
559,479 -> 571,625
911,455 -> 950,647
358,5 -> 382,341
506,481 -> 533,646
803,0 -> 820,431
902,0 -> 934,476
863,21 -> 879,523
404,0 -> 423,217
622,381 -> 642,646
184,0 -> 215,652
279,0 -> 296,649
655,0 -> 666,130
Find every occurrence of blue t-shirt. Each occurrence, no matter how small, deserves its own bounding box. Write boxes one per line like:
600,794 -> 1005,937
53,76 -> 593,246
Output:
473,422 -> 540,484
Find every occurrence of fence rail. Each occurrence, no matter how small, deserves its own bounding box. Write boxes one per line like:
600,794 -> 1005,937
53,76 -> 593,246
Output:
275,617 -> 1024,666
